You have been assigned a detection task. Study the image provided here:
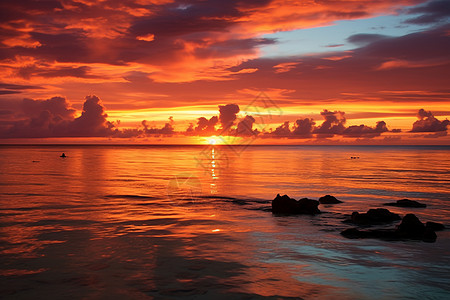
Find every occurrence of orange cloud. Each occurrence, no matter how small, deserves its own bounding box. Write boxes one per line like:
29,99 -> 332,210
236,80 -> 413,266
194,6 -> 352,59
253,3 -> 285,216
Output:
1,0 -> 449,145
273,62 -> 300,73
235,0 -> 422,35
376,59 -> 448,70
137,33 -> 155,42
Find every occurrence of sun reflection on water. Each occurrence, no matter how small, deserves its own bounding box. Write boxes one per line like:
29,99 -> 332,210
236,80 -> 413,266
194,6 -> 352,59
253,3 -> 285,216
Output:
0,145 -> 449,299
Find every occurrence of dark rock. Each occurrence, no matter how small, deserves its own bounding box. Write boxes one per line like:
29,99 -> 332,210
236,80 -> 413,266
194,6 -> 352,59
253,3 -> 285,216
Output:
394,214 -> 438,242
395,214 -> 425,235
297,198 -> 321,214
319,195 -> 343,204
272,194 -> 298,214
426,221 -> 445,231
272,194 -> 320,215
422,228 -> 437,243
383,199 -> 426,208
348,208 -> 401,225
342,214 -> 438,243
394,214 -> 437,243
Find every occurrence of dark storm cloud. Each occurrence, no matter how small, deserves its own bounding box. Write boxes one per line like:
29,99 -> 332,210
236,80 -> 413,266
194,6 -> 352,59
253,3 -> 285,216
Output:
198,116 -> 219,132
411,109 -> 449,132
130,6 -> 233,39
0,96 -> 75,138
271,121 -> 291,137
405,0 -> 450,24
0,95 -> 405,140
187,116 -> 219,135
347,34 -> 390,45
0,90 -> 21,95
343,121 -> 388,138
129,0 -> 271,38
26,32 -> 93,63
324,9 -> 368,19
185,104 -> 260,137
219,103 -> 240,129
21,96 -> 76,120
194,38 -> 275,59
357,23 -> 450,61
0,83 -> 44,95
125,9 -> 275,66
7,95 -> 117,138
0,0 -> 275,72
16,65 -> 101,80
69,95 -> 116,137
313,110 -> 346,136
142,120 -> 174,135
0,0 -> 63,22
268,118 -> 315,139
0,83 -> 43,90
235,115 -> 258,136
292,118 -> 316,138
0,94 -> 179,138
0,95 -> 108,138
263,112 -> 392,139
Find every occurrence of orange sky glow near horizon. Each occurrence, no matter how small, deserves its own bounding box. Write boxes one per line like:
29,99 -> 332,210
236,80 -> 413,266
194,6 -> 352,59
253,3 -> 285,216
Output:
0,0 -> 449,145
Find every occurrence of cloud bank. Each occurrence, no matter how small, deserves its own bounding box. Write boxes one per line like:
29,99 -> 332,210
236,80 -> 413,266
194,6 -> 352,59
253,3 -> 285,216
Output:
411,108 -> 449,132
0,95 -> 447,142
0,95 -> 172,138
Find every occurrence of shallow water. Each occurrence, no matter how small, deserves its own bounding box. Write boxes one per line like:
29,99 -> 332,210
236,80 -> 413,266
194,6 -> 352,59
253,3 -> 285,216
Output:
1,145 -> 449,299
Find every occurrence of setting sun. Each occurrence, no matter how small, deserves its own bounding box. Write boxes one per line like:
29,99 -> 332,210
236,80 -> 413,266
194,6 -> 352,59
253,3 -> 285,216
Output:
207,136 -> 218,145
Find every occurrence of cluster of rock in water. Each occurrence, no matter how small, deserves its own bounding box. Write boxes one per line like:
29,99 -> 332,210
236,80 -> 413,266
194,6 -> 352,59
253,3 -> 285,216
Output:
271,194 -> 445,243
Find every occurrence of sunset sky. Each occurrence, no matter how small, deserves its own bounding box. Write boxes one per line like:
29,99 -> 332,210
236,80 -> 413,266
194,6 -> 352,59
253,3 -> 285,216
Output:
0,0 -> 449,144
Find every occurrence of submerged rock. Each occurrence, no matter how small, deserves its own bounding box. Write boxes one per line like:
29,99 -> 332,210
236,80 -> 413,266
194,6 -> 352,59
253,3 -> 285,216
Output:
396,214 -> 425,235
272,194 -> 320,215
272,194 -> 298,214
383,199 -> 426,208
297,198 -> 321,214
395,214 -> 437,243
426,221 -> 445,231
319,195 -> 343,204
341,214 -> 439,243
347,208 -> 401,225
341,228 -> 397,240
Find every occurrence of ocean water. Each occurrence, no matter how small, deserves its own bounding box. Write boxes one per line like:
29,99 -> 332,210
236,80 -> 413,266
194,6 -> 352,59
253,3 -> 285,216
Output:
0,145 -> 449,299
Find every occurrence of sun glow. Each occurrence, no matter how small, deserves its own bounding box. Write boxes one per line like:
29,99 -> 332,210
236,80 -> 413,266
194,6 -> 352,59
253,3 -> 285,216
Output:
206,136 -> 224,145
203,135 -> 247,145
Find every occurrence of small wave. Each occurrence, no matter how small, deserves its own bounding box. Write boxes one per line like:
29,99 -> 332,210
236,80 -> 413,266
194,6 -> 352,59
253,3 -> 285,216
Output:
0,204 -> 79,211
25,219 -> 98,227
115,218 -> 180,227
196,195 -> 271,207
2,192 -> 46,197
106,178 -> 141,182
104,194 -> 160,200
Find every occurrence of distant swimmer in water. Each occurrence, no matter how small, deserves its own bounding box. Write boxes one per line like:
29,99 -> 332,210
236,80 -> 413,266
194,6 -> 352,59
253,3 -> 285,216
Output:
60,153 -> 67,158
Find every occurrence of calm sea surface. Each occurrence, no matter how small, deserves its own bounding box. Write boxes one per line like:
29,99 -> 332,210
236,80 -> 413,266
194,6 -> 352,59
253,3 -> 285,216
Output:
1,145 -> 449,299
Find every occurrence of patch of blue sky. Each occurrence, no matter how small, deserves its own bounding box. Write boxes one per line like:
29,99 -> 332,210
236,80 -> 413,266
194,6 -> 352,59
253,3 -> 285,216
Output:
259,14 -> 428,58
